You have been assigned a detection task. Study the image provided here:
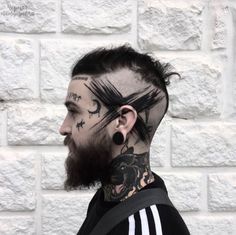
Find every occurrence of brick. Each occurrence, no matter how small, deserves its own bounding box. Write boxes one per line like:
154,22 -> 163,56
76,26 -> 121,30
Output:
62,0 -> 132,34
232,7 -> 236,117
40,40 -> 94,103
40,40 -> 130,103
7,104 -> 65,145
157,172 -> 202,211
234,72 -> 236,117
41,152 -> 67,190
0,216 -> 35,235
211,2 -> 228,50
42,193 -> 95,234
150,117 -> 171,167
158,55 -> 222,118
0,0 -> 56,33
171,121 -> 236,167
0,39 -> 37,101
208,173 -> 236,211
183,216 -> 235,235
138,0 -> 204,50
0,111 -> 6,146
0,150 -> 36,211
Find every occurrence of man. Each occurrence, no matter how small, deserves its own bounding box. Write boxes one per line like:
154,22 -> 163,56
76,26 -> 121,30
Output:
59,45 -> 190,235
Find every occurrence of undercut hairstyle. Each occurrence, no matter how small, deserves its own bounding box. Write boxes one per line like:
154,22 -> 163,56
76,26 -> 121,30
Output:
71,45 -> 180,144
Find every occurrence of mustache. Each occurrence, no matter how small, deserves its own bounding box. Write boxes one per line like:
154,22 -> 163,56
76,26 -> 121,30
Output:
64,135 -> 77,155
64,135 -> 72,146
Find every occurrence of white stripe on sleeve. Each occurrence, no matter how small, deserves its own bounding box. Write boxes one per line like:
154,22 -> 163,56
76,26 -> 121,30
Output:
150,205 -> 163,235
139,208 -> 150,234
128,214 -> 135,235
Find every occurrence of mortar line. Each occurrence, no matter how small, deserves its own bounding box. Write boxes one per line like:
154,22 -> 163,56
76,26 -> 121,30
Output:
0,211 -> 35,216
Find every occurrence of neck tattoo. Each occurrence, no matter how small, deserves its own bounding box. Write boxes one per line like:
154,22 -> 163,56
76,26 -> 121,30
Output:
102,147 -> 154,202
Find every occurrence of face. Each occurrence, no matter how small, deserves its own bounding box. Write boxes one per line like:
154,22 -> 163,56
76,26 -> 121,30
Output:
59,76 -> 113,190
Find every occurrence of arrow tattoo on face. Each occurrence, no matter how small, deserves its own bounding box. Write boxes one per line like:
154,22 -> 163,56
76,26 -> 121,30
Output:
76,119 -> 85,131
88,99 -> 101,118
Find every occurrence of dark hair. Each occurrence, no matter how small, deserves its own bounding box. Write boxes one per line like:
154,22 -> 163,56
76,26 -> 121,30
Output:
71,44 -> 180,114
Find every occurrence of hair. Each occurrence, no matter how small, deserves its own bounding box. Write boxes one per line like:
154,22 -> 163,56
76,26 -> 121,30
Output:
71,44 -> 180,143
72,44 -> 179,114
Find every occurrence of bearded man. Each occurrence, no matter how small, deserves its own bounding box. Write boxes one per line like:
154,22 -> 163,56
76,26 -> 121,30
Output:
59,45 -> 190,235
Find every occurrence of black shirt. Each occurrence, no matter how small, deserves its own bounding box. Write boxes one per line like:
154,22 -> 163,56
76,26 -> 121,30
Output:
77,172 -> 190,235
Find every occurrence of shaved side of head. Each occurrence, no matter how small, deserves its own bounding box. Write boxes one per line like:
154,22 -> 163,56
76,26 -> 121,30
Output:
71,45 -> 179,144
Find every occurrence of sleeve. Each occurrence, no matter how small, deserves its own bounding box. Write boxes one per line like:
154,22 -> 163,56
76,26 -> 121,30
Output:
107,204 -> 190,235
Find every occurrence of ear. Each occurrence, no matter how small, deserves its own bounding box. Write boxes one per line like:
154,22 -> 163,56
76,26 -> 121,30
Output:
115,105 -> 137,137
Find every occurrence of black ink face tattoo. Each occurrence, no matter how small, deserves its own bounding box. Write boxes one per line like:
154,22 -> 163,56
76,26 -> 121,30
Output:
67,92 -> 81,102
144,109 -> 150,124
87,99 -> 101,118
144,109 -> 153,137
84,80 -> 165,144
72,75 -> 89,81
76,119 -> 85,131
121,139 -> 129,154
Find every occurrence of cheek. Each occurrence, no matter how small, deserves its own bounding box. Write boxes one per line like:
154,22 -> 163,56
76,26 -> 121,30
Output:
71,116 -> 89,138
72,110 -> 102,140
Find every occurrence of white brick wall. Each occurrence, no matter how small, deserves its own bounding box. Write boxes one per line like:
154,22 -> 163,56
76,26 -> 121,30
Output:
0,0 -> 235,234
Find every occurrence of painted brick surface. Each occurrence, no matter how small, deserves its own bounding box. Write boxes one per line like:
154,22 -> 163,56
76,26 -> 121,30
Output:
211,2 -> 228,49
7,104 -> 65,145
159,172 -> 202,211
150,117 -> 171,167
0,216 -> 35,235
0,0 -> 235,234
0,38 -> 36,101
161,55 -> 222,118
42,194 -> 94,235
209,173 -> 236,211
62,0 -> 132,34
171,121 -> 236,167
41,152 -> 67,190
0,0 -> 56,33
183,216 -> 235,235
0,111 -> 5,145
0,150 -> 36,211
40,40 -> 97,103
138,0 -> 204,50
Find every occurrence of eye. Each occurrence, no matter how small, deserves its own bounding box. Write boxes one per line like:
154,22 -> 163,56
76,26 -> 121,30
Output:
68,109 -> 77,117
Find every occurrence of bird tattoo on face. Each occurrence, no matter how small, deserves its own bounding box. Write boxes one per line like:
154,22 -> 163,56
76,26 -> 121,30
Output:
76,119 -> 85,131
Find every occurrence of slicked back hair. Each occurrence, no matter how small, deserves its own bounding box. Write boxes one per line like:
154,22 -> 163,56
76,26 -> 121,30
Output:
71,45 -> 179,144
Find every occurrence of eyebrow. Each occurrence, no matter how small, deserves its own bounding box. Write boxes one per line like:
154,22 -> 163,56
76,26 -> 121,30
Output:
64,101 -> 81,110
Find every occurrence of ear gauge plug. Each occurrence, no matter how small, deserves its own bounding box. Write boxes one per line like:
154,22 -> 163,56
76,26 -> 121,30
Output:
112,131 -> 125,145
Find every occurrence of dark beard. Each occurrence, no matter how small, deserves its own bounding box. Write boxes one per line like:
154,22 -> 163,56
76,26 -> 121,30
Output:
63,131 -> 113,191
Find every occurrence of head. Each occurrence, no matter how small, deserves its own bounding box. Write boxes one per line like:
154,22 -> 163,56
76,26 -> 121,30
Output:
59,45 -> 179,190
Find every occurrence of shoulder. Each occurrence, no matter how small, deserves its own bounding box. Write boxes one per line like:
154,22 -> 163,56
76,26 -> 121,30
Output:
108,204 -> 190,235
86,188 -> 102,214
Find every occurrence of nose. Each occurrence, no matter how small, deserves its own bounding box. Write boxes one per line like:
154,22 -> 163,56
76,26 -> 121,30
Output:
59,118 -> 72,136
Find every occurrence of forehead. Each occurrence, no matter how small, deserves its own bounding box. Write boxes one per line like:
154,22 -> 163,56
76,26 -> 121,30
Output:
65,75 -> 94,105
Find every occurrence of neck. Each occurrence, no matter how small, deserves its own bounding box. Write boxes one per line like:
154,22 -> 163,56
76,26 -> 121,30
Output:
102,147 -> 154,201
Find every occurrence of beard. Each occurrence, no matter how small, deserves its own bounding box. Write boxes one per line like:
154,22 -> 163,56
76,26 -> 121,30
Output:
63,131 -> 113,191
